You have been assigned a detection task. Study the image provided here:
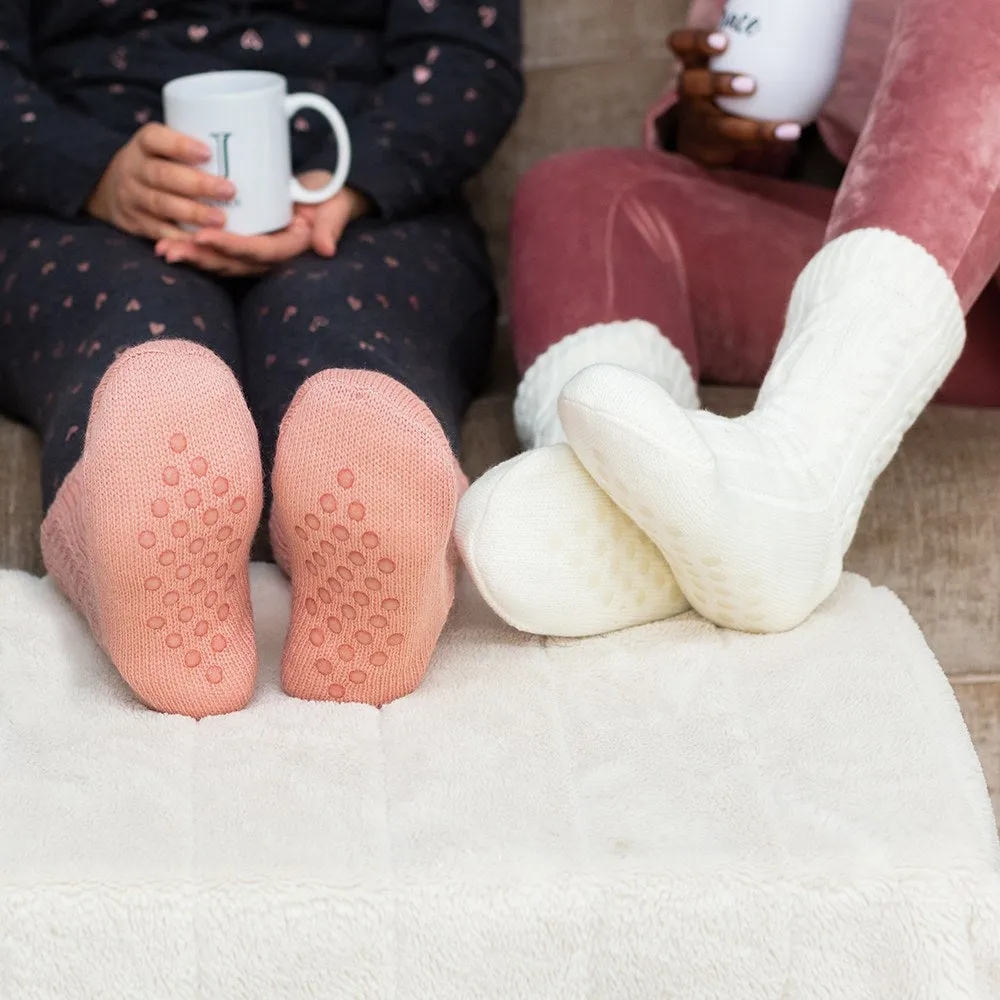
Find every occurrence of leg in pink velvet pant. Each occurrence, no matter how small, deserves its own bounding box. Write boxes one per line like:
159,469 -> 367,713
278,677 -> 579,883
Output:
460,0 -> 1000,636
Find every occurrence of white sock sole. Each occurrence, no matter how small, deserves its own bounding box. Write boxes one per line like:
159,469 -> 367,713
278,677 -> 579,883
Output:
455,444 -> 689,637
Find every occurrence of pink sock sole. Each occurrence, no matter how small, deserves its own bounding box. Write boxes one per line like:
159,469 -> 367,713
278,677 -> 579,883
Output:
271,369 -> 460,706
41,340 -> 262,717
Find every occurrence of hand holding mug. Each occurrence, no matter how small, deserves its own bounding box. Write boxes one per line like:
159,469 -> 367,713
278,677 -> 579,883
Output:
85,123 -> 235,240
162,70 -> 352,237
156,175 -> 371,276
669,30 -> 801,173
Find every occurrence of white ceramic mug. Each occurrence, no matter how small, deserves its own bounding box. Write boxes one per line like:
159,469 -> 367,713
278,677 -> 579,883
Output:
710,0 -> 854,125
163,70 -> 352,236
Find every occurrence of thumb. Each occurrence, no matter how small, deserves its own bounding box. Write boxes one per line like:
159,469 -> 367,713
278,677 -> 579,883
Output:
312,197 -> 351,258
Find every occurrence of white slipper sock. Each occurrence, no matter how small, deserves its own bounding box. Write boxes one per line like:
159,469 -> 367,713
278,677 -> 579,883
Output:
559,229 -> 965,633
455,444 -> 690,637
514,319 -> 699,448
457,320 -> 698,637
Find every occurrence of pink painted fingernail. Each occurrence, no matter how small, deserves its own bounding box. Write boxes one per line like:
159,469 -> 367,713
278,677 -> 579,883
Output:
707,33 -> 727,50
731,75 -> 755,94
775,123 -> 802,141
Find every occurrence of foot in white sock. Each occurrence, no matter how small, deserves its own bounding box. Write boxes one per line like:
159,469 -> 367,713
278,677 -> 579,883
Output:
456,444 -> 689,637
459,319 -> 698,637
514,319 -> 699,448
559,230 -> 965,633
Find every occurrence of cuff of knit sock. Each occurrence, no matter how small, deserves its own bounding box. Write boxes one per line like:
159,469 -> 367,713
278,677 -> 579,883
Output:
514,320 -> 700,450
766,228 -> 966,407
781,229 -> 965,361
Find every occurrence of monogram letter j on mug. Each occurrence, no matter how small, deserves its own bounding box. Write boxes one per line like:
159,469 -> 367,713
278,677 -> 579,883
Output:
710,0 -> 854,125
163,70 -> 352,236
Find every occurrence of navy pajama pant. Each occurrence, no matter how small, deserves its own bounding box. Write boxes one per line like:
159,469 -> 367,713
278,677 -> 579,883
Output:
0,207 -> 496,510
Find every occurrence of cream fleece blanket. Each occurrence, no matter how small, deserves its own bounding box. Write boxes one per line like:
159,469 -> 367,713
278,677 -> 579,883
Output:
1,565 -> 999,999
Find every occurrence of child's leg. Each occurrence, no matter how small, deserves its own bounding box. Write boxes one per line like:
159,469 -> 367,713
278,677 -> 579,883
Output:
239,208 -> 495,704
0,216 -> 261,715
826,0 -> 1000,310
558,0 -> 1000,632
509,147 -> 834,446
0,215 -> 244,508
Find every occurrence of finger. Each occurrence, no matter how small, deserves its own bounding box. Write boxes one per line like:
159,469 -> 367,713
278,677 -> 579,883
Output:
131,212 -> 194,244
155,236 -> 201,258
709,114 -> 802,144
137,123 -> 211,165
680,68 -> 755,99
161,241 -> 267,276
138,186 -> 227,230
668,29 -> 728,68
140,159 -> 235,202
312,199 -> 352,257
193,217 -> 312,263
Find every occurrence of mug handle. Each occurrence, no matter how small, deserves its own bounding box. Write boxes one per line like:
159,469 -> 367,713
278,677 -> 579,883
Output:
284,93 -> 353,204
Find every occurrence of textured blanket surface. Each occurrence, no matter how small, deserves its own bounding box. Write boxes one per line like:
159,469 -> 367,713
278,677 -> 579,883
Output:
2,566 -> 999,999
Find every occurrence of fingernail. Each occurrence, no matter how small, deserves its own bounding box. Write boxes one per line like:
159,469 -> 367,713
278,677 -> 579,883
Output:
191,141 -> 211,161
731,75 -> 755,94
208,209 -> 226,226
216,182 -> 235,199
775,123 -> 802,141
707,32 -> 727,50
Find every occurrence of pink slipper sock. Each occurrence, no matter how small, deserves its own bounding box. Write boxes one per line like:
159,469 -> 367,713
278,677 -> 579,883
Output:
271,369 -> 461,706
40,340 -> 263,717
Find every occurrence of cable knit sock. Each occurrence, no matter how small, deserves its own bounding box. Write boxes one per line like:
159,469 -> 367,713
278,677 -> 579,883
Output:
271,369 -> 460,705
514,319 -> 700,448
456,444 -> 689,636
40,340 -> 263,716
560,229 -> 965,633
457,320 -> 697,637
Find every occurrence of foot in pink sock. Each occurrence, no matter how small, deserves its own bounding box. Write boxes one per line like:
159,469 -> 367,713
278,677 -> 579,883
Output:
40,340 -> 262,717
271,369 -> 460,706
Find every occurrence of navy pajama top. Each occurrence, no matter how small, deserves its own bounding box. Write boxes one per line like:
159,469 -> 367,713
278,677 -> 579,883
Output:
0,0 -> 523,221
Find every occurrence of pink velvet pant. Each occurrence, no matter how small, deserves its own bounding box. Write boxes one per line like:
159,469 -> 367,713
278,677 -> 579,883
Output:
510,0 -> 1000,405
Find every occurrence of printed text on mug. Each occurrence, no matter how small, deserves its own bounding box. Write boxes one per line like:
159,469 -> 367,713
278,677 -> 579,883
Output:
719,6 -> 762,35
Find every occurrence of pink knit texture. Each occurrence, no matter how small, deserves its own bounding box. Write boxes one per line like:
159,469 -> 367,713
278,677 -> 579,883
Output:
40,340 -> 263,717
270,369 -> 460,706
